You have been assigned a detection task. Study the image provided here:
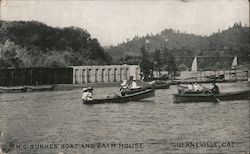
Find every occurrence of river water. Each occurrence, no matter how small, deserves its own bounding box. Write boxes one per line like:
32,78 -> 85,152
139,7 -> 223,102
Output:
0,82 -> 249,154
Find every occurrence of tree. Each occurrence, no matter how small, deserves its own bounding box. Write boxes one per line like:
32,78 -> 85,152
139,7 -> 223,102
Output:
162,48 -> 177,76
154,48 -> 162,74
139,46 -> 153,80
0,40 -> 24,68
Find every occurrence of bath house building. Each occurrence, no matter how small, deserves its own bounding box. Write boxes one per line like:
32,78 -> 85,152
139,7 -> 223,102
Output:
68,65 -> 140,84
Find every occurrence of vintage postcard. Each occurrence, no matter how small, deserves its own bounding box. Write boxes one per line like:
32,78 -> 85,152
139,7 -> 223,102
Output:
0,0 -> 249,153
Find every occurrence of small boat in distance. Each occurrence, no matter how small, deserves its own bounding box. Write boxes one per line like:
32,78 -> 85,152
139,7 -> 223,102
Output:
0,85 -> 55,93
173,90 -> 250,103
83,89 -> 155,104
0,86 -> 27,93
153,83 -> 170,89
148,80 -> 171,89
26,85 -> 55,92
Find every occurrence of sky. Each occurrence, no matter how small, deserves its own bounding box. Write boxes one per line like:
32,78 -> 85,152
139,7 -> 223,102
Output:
0,0 -> 249,46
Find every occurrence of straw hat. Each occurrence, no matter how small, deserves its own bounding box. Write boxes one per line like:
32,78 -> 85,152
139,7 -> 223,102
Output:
121,80 -> 127,86
88,87 -> 93,91
82,88 -> 88,92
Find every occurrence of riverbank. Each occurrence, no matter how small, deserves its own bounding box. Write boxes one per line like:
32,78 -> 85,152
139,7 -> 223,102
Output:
171,78 -> 248,85
0,81 -> 150,93
54,81 -> 152,91
0,80 -> 248,93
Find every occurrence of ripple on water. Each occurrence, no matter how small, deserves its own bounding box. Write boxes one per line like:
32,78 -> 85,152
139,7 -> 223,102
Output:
0,82 -> 249,153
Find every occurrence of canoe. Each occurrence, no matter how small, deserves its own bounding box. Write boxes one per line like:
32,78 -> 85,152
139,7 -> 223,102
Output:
173,90 -> 250,103
0,86 -> 27,93
83,89 -> 155,104
26,85 -> 55,92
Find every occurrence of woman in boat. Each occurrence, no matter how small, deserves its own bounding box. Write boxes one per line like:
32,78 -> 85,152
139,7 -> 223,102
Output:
131,80 -> 140,89
187,83 -> 194,91
82,87 -> 93,101
211,83 -> 219,94
193,82 -> 203,92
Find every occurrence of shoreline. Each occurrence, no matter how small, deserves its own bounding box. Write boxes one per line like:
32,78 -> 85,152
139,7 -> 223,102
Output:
0,80 -> 249,93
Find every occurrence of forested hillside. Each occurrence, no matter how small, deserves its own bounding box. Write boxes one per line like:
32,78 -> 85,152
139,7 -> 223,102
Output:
107,22 -> 249,70
0,20 -> 248,71
0,20 -> 112,68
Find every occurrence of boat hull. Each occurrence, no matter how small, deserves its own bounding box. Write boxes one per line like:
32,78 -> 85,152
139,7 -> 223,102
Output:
174,90 -> 250,103
83,89 -> 155,104
26,85 -> 55,92
217,90 -> 249,101
122,83 -> 169,96
0,85 -> 55,93
0,87 -> 27,93
153,83 -> 170,89
121,86 -> 153,95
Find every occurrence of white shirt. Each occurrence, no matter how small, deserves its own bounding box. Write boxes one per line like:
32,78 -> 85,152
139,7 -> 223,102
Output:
82,92 -> 93,100
188,84 -> 193,90
131,81 -> 138,89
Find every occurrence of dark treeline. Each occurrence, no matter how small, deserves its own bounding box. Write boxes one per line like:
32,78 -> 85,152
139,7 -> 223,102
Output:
107,22 -> 250,70
0,20 -> 112,68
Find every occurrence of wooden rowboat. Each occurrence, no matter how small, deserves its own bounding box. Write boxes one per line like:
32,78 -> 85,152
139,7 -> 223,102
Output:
173,90 -> 250,103
26,85 -> 55,92
83,89 -> 155,104
0,85 -> 55,93
0,86 -> 27,93
121,83 -> 169,96
121,86 -> 153,95
148,80 -> 171,89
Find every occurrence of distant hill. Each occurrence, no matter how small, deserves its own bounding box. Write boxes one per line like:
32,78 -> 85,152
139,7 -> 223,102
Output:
106,22 -> 250,70
0,20 -> 112,68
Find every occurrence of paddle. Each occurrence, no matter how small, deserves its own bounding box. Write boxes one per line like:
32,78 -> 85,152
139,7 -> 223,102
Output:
212,95 -> 220,103
204,88 -> 220,103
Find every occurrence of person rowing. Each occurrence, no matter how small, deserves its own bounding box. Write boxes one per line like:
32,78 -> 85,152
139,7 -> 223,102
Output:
119,80 -> 129,96
82,87 -> 93,101
211,82 -> 219,94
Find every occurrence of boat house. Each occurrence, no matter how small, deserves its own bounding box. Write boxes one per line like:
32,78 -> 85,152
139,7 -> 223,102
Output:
0,65 -> 140,86
68,65 -> 141,84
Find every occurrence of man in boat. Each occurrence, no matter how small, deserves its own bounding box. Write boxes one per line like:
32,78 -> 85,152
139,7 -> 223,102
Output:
176,82 -> 183,94
119,80 -> 129,96
120,80 -> 128,91
82,87 -> 93,101
211,83 -> 219,94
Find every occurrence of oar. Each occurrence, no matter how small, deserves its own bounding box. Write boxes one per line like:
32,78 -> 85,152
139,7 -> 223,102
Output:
204,88 -> 220,103
212,94 -> 220,103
